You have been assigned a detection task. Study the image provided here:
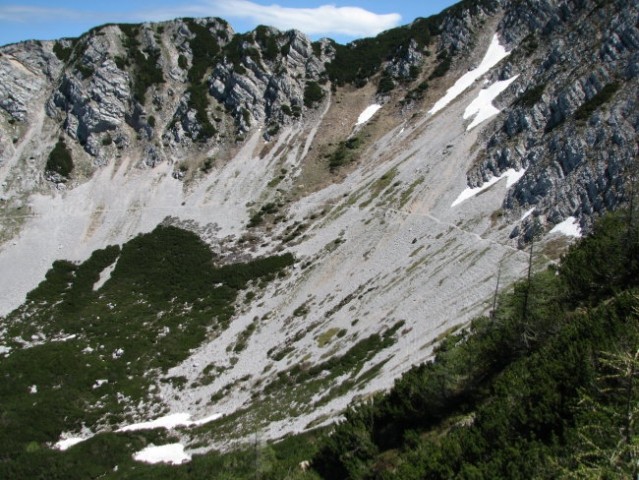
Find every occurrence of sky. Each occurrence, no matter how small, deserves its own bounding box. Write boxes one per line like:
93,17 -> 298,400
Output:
0,0 -> 459,46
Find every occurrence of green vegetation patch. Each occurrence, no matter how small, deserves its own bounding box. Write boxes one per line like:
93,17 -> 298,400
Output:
402,81 -> 429,105
181,20 -> 221,140
316,327 -> 342,347
0,225 -> 295,475
254,25 -> 279,61
213,327 -> 402,439
185,20 -> 220,83
574,81 -> 620,121
326,19 -> 432,87
233,317 -> 258,353
119,24 -> 164,104
247,202 -> 281,228
516,83 -> 546,108
326,136 -> 362,171
52,42 -> 73,63
399,176 -> 425,208
45,138 -> 74,179
304,81 -> 325,108
429,49 -> 452,79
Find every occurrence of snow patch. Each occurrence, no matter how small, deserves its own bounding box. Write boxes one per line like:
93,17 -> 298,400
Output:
451,169 -> 526,207
429,34 -> 511,115
54,334 -> 77,342
356,104 -> 382,125
117,412 -> 222,432
54,437 -> 87,451
51,412 -> 222,451
93,257 -> 119,291
92,379 -> 108,389
505,168 -> 526,188
132,443 -> 191,465
463,75 -> 519,130
550,217 -> 582,238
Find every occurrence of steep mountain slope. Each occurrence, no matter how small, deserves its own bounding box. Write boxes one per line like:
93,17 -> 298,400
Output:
0,0 -> 637,471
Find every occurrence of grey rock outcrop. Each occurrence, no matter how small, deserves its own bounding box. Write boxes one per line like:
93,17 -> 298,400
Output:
455,0 -> 639,240
0,41 -> 58,122
207,28 -> 328,130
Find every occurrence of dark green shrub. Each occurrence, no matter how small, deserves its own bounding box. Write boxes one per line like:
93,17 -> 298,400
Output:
186,20 -> 220,83
52,42 -> 72,63
377,73 -> 395,93
267,122 -> 279,136
304,81 -> 324,107
113,55 -> 127,70
76,64 -> 94,79
177,54 -> 188,70
311,209 -> 639,480
574,81 -> 620,120
326,18 -> 433,87
119,25 -> 164,104
182,20 -> 220,140
254,25 -> 279,61
241,108 -> 251,126
45,139 -> 73,178
281,104 -> 292,116
186,83 -> 216,140
328,136 -> 361,171
429,50 -> 451,79
408,65 -> 421,79
402,86 -> 426,104
516,83 -> 546,108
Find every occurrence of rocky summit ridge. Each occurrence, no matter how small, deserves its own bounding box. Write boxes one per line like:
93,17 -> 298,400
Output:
0,0 -> 638,460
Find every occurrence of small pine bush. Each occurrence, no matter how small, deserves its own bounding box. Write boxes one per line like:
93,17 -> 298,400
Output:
45,139 -> 73,178
304,81 -> 324,107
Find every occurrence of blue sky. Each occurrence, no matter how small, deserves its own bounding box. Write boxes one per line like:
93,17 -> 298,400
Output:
0,0 -> 458,46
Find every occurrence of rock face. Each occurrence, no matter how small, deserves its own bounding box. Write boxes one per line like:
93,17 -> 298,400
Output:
1,19 -> 331,167
464,0 -> 639,240
0,41 -> 59,122
208,29 -> 329,129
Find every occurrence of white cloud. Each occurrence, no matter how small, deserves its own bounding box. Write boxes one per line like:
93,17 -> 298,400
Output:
0,1 -> 401,41
137,1 -> 402,38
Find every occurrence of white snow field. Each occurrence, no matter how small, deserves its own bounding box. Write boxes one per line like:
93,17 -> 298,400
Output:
429,34 -> 512,115
54,437 -> 86,451
356,104 -> 382,125
132,444 -> 191,465
550,216 -> 582,237
451,168 -> 526,207
464,75 -> 519,130
53,412 -> 223,450
117,412 -> 223,432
